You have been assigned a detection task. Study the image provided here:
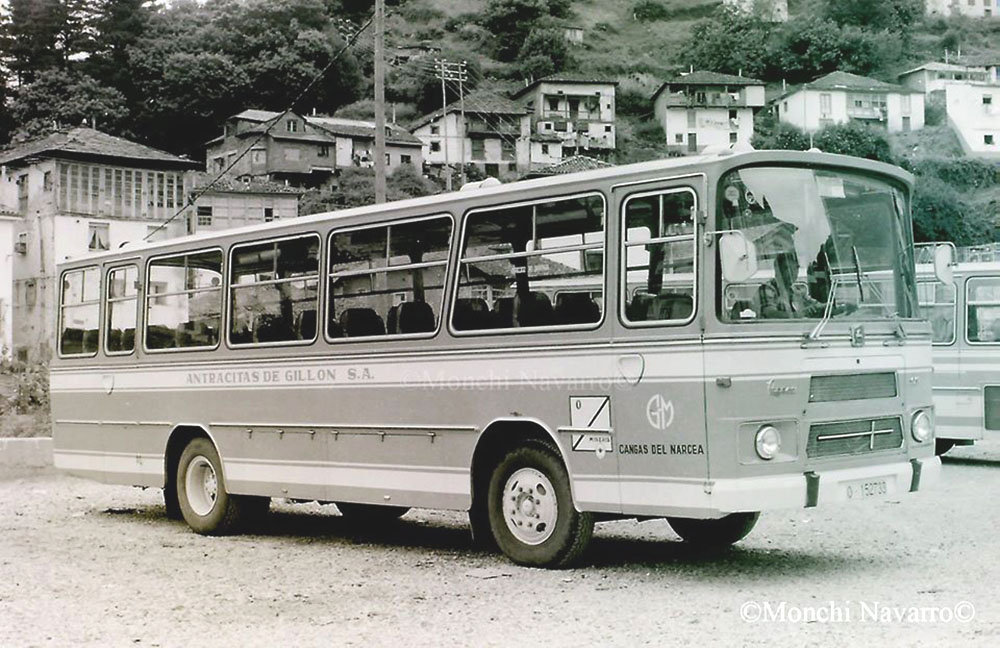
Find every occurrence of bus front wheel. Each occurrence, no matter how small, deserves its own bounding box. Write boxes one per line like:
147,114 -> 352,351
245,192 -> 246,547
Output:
487,441 -> 593,568
667,512 -> 759,547
176,437 -> 268,535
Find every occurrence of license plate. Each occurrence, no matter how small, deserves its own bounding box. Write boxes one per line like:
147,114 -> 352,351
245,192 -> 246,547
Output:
843,477 -> 892,500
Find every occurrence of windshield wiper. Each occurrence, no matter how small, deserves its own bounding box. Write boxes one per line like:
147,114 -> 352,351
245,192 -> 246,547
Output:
851,245 -> 865,302
804,277 -> 838,347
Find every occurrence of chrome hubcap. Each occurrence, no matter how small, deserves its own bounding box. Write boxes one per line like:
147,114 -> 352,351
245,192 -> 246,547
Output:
185,456 -> 218,517
503,468 -> 558,545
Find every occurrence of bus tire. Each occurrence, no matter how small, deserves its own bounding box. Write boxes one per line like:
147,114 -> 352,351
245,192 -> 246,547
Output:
667,512 -> 759,547
176,437 -> 266,535
164,486 -> 182,520
935,439 -> 956,456
336,502 -> 409,523
487,441 -> 593,568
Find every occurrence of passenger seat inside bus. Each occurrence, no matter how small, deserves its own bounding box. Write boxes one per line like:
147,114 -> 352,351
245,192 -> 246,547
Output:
339,308 -> 386,337
627,292 -> 693,321
453,298 -> 494,331
555,293 -> 601,325
514,291 -> 554,327
493,297 -> 514,328
387,302 -> 436,334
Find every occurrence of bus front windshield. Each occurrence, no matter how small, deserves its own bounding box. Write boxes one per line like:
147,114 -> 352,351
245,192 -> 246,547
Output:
718,166 -> 917,324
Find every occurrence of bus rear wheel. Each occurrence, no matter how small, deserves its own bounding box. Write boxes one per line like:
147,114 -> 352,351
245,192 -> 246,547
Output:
667,512 -> 759,547
487,441 -> 593,568
336,502 -> 409,523
176,437 -> 268,535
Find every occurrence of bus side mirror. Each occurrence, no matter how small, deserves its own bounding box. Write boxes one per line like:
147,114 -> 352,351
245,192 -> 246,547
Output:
933,244 -> 954,285
719,233 -> 758,283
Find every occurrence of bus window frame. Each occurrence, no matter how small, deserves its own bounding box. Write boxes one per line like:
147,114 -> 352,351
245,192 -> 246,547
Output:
103,261 -> 141,357
57,265 -> 102,359
448,191 -> 608,338
325,213 -> 455,344
226,231 -> 322,350
964,275 -> 1000,346
619,186 -> 699,329
142,246 -> 225,354
917,277 -> 957,347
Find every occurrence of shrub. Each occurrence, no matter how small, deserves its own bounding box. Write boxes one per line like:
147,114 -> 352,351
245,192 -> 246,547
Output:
0,361 -> 49,416
633,0 -> 670,22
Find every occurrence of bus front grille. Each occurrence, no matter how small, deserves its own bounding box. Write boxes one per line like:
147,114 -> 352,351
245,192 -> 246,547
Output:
807,417 -> 903,458
809,372 -> 897,402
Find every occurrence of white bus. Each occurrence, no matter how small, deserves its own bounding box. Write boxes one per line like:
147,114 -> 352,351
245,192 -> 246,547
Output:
917,250 -> 1000,454
51,150 -> 941,567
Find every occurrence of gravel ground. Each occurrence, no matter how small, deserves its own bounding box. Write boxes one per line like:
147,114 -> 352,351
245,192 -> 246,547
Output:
1,443 -> 999,647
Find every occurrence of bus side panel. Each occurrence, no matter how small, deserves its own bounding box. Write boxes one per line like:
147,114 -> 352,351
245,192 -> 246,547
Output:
932,346 -> 982,441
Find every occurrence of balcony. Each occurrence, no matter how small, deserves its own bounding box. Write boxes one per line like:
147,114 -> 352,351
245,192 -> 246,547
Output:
465,119 -> 520,137
664,92 -> 750,108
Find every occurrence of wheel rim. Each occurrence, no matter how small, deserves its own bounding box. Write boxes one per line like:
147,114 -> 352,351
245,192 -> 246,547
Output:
503,467 -> 558,546
185,455 -> 218,517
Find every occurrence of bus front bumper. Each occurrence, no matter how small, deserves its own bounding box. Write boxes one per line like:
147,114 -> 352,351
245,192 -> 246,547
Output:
603,456 -> 941,519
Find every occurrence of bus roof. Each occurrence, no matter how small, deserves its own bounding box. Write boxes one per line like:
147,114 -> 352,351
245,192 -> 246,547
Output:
60,149 -> 914,267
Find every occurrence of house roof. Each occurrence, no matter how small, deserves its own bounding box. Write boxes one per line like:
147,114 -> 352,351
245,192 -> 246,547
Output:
511,73 -> 618,99
0,127 -> 200,169
224,109 -> 422,147
231,109 -> 284,123
190,173 -> 304,196
898,61 -> 985,77
411,91 -> 528,130
523,155 -> 613,178
651,71 -> 765,101
791,70 -> 911,96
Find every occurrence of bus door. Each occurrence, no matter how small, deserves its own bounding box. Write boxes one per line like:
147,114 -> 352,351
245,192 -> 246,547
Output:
919,277 -> 971,440
612,185 -> 709,515
962,275 -> 1000,440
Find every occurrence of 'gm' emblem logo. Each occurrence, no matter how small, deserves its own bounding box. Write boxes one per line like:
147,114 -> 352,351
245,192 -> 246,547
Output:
646,394 -> 675,430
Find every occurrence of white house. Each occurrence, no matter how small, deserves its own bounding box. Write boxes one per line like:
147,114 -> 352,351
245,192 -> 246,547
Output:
511,74 -> 617,161
926,0 -> 1000,18
411,92 -> 531,180
776,71 -> 925,134
945,83 -> 1000,159
651,71 -> 766,154
899,62 -> 993,94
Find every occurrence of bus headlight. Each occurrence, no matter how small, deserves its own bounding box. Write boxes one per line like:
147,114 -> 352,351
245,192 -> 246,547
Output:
755,425 -> 782,460
911,410 -> 932,443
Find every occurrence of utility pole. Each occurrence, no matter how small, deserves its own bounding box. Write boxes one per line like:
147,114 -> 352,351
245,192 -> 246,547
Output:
435,58 -> 468,191
373,0 -> 387,203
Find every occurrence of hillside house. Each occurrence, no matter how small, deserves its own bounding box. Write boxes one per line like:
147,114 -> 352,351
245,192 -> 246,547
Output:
926,0 -> 1000,18
411,92 -> 531,179
205,110 -> 423,190
652,71 -> 765,154
511,74 -> 617,161
776,71 -> 925,134
945,83 -> 1000,159
899,62 -> 993,94
723,0 -> 789,21
187,175 -> 302,235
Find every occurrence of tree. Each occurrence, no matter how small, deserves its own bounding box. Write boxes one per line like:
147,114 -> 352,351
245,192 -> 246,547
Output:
685,6 -> 773,79
9,69 -> 129,141
823,0 -> 923,33
751,121 -> 811,152
517,28 -> 571,80
2,0 -> 67,84
301,164 -> 437,212
481,0 -> 549,62
812,121 -> 894,163
911,177 -> 995,246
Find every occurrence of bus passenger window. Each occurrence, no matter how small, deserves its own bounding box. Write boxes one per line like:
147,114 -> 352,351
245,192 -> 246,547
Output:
967,277 -> 1000,344
917,280 -> 955,345
59,266 -> 100,357
622,189 -> 696,324
145,250 -> 223,351
328,215 -> 452,339
106,265 -> 138,354
454,194 -> 605,332
229,234 -> 320,346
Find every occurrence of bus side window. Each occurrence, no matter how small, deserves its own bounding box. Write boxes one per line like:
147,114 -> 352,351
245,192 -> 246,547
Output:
622,189 -> 696,324
229,234 -> 320,346
454,194 -> 605,332
59,266 -> 101,357
106,265 -> 138,354
328,215 -> 452,340
145,250 -> 223,351
967,277 -> 1000,344
917,280 -> 955,345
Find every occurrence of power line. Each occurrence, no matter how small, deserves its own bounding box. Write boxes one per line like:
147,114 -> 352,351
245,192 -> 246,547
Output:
144,13 -> 376,241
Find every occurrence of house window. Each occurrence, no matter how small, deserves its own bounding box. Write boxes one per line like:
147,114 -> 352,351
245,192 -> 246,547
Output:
729,132 -> 738,144
88,223 -> 110,251
317,145 -> 329,158
541,144 -> 549,154
214,157 -> 226,171
604,124 -> 612,132
548,97 -> 560,111
284,148 -> 301,161
501,140 -> 515,161
430,141 -> 441,152
430,125 -> 440,135
43,171 -> 52,192
197,205 -> 212,227
901,94 -> 912,115
251,149 -> 266,166
264,207 -> 275,222
485,163 -> 499,177
986,134 -> 996,145
675,133 -> 684,144
471,139 -> 485,159
728,109 -> 738,120
985,95 -> 994,105
401,154 -> 412,164
820,93 -> 832,115
286,119 -> 298,133
385,154 -> 391,165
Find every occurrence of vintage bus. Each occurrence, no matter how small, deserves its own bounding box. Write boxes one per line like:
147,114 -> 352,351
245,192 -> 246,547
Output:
917,250 -> 1000,454
51,150 -> 941,568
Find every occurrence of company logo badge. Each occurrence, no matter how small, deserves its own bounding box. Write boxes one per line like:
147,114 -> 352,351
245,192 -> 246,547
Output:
646,394 -> 674,430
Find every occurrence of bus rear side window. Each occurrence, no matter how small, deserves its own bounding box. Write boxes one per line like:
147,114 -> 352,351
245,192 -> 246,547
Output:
145,250 -> 223,350
230,234 -> 320,345
454,194 -> 605,331
106,265 -> 138,354
59,267 -> 100,357
967,277 -> 1000,344
328,216 -> 452,339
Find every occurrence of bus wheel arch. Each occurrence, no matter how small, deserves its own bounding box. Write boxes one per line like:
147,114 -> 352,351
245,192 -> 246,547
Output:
163,425 -> 215,521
